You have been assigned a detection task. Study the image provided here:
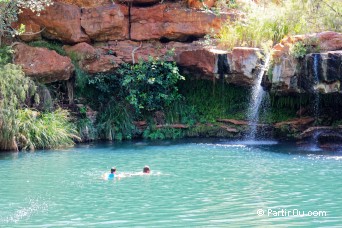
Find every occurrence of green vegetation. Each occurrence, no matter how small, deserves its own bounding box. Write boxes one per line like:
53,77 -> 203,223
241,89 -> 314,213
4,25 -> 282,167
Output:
143,127 -> 184,140
0,63 -> 36,150
29,40 -> 67,56
0,45 -> 13,65
178,79 -> 250,122
218,0 -> 342,49
75,57 -> 185,141
17,108 -> 79,150
0,44 -> 78,151
118,58 -> 184,114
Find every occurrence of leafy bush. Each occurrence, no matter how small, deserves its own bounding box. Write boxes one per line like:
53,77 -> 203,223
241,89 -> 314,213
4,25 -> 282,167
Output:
118,57 -> 185,114
0,45 -> 13,65
290,41 -> 308,58
75,57 -> 185,140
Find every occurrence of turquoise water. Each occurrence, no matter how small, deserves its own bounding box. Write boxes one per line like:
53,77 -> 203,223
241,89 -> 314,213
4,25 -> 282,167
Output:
1,139 -> 342,227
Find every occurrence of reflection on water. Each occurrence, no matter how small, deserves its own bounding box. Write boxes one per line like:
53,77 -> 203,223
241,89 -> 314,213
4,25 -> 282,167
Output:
0,139 -> 342,226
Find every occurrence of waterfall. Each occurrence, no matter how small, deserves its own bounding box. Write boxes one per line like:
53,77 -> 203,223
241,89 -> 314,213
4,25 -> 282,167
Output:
245,54 -> 271,140
312,54 -> 321,148
313,54 -> 320,122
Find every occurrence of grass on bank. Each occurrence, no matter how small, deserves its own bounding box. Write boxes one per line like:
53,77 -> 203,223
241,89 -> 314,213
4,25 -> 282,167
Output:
0,46 -> 79,151
17,108 -> 79,150
218,0 -> 342,49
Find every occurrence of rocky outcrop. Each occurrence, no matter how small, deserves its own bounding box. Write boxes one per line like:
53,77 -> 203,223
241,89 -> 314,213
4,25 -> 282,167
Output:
17,1 -> 234,43
64,42 -> 98,60
298,126 -> 342,150
227,47 -> 261,86
299,51 -> 342,93
271,32 -> 342,94
63,40 -> 261,85
81,4 -> 129,41
13,43 -> 74,83
19,2 -> 90,43
130,3 -> 231,41
274,117 -> 315,130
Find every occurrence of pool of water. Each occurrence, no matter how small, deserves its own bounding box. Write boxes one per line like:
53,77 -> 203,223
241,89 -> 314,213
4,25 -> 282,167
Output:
1,139 -> 342,227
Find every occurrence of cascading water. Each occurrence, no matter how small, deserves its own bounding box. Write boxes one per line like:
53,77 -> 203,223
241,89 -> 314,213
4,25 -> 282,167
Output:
312,54 -> 321,149
313,54 -> 320,120
245,54 -> 271,140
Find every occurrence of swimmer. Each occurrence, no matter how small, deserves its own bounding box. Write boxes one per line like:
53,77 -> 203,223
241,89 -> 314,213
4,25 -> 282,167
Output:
103,167 -> 116,180
143,165 -> 151,174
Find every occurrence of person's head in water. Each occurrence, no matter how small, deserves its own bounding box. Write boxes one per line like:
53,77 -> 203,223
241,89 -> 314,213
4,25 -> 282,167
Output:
110,167 -> 116,174
143,166 -> 150,173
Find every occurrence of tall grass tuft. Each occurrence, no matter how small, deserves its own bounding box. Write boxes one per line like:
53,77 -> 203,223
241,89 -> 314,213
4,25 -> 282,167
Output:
17,108 -> 79,150
96,102 -> 137,141
218,0 -> 342,49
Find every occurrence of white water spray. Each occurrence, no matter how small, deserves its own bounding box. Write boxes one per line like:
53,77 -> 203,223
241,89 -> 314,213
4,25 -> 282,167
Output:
245,54 -> 271,140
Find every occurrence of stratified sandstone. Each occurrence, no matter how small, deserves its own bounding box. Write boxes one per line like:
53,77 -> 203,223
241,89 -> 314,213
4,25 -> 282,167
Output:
19,2 -> 90,43
130,3 -> 230,41
81,5 -> 129,41
13,43 -> 74,83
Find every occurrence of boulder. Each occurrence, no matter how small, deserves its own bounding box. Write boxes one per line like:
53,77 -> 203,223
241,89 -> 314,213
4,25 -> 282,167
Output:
130,2 -> 231,41
81,4 -> 129,41
63,42 -> 98,61
81,55 -> 120,74
18,2 -> 90,43
227,47 -> 261,86
176,47 -> 220,77
13,43 -> 74,83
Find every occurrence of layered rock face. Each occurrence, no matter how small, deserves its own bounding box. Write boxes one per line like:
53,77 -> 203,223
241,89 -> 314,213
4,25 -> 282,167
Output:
14,1 -> 342,94
130,3 -> 229,41
17,1 -> 229,44
271,32 -> 342,94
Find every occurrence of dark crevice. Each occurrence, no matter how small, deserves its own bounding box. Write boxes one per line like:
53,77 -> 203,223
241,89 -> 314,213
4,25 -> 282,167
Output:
217,54 -> 229,80
79,7 -> 91,44
160,35 -> 200,43
159,37 -> 171,43
181,35 -> 200,43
